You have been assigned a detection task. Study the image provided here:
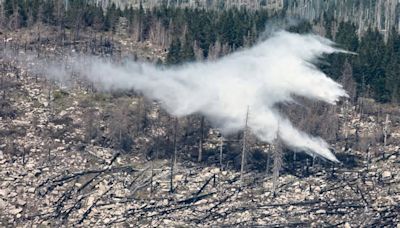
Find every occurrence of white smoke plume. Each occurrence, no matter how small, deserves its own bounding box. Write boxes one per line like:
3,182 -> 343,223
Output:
9,31 -> 348,162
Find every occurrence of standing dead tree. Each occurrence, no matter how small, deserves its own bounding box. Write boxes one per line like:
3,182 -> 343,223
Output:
170,117 -> 178,193
219,134 -> 224,170
108,99 -> 133,152
240,106 -> 249,188
272,129 -> 283,197
198,116 -> 204,162
83,106 -> 99,144
383,114 -> 390,146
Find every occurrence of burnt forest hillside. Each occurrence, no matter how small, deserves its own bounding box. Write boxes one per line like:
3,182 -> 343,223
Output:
1,0 -> 400,227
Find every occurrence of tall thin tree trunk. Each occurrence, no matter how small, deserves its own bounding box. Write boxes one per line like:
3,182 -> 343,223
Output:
383,114 -> 389,146
150,158 -> 154,195
272,129 -> 283,197
266,151 -> 270,175
219,135 -> 223,170
198,116 -> 204,162
22,148 -> 26,165
173,117 -> 178,167
1,76 -> 5,100
170,117 -> 178,193
240,106 -> 249,188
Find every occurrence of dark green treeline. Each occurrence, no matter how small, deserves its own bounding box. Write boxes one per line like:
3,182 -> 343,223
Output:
1,0 -> 400,103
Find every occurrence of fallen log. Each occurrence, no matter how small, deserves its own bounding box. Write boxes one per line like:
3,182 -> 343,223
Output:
178,192 -> 215,205
77,187 -> 112,224
195,174 -> 216,196
38,165 -> 139,195
258,199 -> 323,208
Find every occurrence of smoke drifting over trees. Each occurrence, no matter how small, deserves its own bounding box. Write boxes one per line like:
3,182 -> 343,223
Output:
6,31 -> 348,162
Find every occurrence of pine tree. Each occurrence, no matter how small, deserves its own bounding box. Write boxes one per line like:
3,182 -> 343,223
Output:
384,28 -> 400,102
29,0 -> 40,25
103,3 -> 120,32
355,28 -> 387,102
340,60 -> 357,102
42,0 -> 55,25
288,21 -> 312,34
336,22 -> 359,52
16,0 -> 28,27
166,38 -> 182,65
4,0 -> 13,19
181,35 -> 195,62
0,3 -> 5,29
323,22 -> 359,80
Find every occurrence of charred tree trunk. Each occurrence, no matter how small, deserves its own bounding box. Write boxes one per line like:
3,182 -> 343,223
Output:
170,117 -> 178,193
198,116 -> 204,162
240,107 -> 249,188
272,132 -> 283,197
383,114 -> 390,146
219,135 -> 224,170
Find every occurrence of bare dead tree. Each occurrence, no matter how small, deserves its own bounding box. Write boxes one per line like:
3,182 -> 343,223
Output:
83,107 -> 99,144
173,117 -> 178,167
383,114 -> 390,146
272,131 -> 283,197
266,147 -> 271,175
219,134 -> 224,170
240,106 -> 249,188
108,100 -> 133,152
47,81 -> 54,114
357,134 -> 370,169
150,157 -> 154,196
342,99 -> 350,147
46,138 -> 54,163
198,116 -> 204,162
133,96 -> 149,136
0,72 -> 6,100
208,39 -> 222,60
170,117 -> 178,193
22,146 -> 30,166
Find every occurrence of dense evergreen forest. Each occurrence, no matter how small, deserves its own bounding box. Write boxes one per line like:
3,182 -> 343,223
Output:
1,0 -> 400,103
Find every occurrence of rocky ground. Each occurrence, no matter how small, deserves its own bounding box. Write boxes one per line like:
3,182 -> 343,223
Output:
1,34 -> 400,227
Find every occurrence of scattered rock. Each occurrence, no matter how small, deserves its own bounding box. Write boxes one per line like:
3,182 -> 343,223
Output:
10,208 -> 23,215
0,189 -> 8,197
9,192 -> 18,198
17,199 -> 26,206
382,171 -> 392,179
316,209 -> 326,214
0,198 -> 6,209
210,168 -> 220,174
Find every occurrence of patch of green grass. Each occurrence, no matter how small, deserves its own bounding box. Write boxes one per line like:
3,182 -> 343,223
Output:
53,90 -> 69,101
52,90 -> 71,111
92,93 -> 112,103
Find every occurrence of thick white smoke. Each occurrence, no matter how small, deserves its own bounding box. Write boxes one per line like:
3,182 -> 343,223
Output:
12,31 -> 348,162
